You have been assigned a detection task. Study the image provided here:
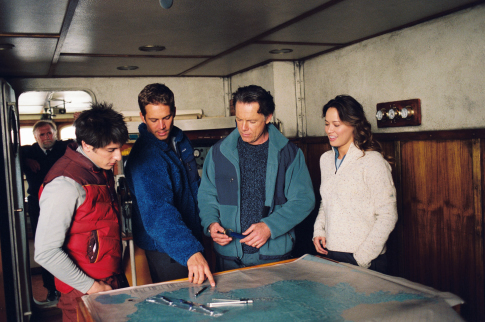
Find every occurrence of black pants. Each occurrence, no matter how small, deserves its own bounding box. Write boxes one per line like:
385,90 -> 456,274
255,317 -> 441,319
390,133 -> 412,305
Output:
326,250 -> 388,274
28,196 -> 56,292
144,250 -> 189,283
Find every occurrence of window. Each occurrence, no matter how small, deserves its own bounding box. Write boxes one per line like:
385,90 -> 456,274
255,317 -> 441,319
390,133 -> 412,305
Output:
20,126 -> 35,146
60,125 -> 76,140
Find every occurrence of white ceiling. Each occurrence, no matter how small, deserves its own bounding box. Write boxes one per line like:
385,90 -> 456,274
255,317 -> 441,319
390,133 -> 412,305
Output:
0,0 -> 482,78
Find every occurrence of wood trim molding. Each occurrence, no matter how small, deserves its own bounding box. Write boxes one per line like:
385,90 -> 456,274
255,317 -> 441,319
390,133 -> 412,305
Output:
254,40 -> 343,47
60,53 -> 213,59
48,0 -> 79,76
472,139 -> 484,306
0,33 -> 59,38
373,129 -> 485,141
295,129 -> 485,143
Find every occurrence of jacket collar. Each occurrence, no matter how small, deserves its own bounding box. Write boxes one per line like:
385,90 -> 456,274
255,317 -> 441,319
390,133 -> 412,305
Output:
222,123 -> 288,156
331,142 -> 363,157
330,142 -> 365,172
64,142 -> 102,173
33,140 -> 60,154
138,123 -> 184,151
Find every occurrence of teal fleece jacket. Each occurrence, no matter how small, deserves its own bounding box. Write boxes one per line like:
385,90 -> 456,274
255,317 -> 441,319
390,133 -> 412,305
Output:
198,124 -> 315,260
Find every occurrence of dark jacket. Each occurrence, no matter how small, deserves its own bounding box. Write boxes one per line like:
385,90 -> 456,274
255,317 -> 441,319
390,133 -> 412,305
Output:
21,140 -> 71,197
125,124 -> 203,266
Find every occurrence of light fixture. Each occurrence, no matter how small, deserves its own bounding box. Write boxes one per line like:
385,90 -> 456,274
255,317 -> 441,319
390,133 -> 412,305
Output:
139,45 -> 166,52
375,108 -> 386,121
376,99 -> 421,128
0,43 -> 15,51
269,49 -> 293,54
387,107 -> 397,120
117,66 -> 139,70
159,0 -> 173,9
399,106 -> 414,119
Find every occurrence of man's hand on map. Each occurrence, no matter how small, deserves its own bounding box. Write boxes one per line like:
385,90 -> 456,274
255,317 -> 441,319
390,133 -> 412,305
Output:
187,252 -> 216,287
209,222 -> 232,246
313,237 -> 328,255
86,280 -> 113,294
240,222 -> 271,249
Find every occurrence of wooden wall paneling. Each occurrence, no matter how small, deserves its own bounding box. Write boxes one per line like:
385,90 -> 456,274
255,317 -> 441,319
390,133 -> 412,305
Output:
374,129 -> 485,142
379,141 -> 402,277
291,138 -> 331,257
481,138 -> 485,321
472,139 -> 484,320
304,138 -> 331,196
289,138 -> 304,155
400,139 -> 478,321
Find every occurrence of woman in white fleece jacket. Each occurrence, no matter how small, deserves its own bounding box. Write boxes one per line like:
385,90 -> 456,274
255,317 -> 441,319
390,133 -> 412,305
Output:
313,95 -> 397,274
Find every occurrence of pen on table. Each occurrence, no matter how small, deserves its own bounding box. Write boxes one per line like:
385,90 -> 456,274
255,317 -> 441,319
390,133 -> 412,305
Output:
206,298 -> 253,307
194,286 -> 208,297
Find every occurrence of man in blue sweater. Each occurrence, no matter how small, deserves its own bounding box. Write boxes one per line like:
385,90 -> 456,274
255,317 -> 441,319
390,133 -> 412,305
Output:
198,85 -> 315,271
125,83 -> 215,286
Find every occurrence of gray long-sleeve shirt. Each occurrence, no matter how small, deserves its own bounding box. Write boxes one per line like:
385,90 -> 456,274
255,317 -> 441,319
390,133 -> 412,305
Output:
34,148 -> 95,293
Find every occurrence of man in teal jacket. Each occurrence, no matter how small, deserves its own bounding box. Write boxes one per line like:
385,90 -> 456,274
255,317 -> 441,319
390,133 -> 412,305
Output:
198,85 -> 315,271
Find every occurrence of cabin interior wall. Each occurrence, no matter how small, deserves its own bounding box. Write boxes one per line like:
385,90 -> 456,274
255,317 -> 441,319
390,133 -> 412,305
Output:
231,63 -> 275,99
9,77 -> 226,118
303,4 -> 485,135
272,62 -> 298,138
231,61 -> 299,137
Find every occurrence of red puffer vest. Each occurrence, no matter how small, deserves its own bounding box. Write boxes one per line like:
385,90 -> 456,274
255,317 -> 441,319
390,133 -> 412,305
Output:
40,143 -> 122,294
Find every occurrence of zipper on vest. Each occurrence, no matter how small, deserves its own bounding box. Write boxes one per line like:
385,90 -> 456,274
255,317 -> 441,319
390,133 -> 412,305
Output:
88,230 -> 99,263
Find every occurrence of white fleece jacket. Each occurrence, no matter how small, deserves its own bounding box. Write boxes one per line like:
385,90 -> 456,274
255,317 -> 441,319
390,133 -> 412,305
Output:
313,143 -> 397,268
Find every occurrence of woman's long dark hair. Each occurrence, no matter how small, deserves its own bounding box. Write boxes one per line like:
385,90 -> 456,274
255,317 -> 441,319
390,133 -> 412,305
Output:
322,95 -> 393,163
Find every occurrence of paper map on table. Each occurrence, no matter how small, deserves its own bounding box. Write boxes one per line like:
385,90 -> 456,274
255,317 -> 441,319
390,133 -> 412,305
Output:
82,255 -> 464,321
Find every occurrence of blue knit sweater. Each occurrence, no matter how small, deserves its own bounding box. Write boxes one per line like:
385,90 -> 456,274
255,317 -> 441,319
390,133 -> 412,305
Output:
125,123 -> 203,266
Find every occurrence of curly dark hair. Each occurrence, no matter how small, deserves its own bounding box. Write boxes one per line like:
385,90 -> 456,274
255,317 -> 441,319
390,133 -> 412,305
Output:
322,95 -> 393,163
74,102 -> 128,148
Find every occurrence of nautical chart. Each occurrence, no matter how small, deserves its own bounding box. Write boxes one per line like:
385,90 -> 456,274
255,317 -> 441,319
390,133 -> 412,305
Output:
82,255 -> 464,321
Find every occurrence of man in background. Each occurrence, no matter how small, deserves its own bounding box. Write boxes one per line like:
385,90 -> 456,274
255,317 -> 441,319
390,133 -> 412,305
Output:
21,120 -> 71,301
125,83 -> 215,286
35,103 -> 129,321
198,85 -> 315,271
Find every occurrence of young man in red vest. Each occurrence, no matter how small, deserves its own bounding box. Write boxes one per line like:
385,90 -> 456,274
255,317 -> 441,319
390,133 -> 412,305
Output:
34,103 -> 128,321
